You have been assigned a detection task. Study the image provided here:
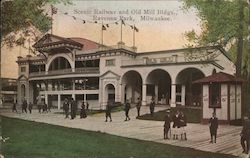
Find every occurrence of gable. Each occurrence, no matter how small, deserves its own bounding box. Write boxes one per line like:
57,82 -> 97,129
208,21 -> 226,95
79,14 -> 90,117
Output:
18,75 -> 28,81
100,70 -> 120,79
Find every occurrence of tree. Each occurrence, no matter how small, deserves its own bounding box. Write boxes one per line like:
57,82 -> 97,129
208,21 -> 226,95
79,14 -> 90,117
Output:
182,0 -> 250,77
1,0 -> 71,48
0,0 -> 71,104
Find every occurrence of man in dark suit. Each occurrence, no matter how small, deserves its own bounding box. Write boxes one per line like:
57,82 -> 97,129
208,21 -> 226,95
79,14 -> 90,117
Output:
241,116 -> 250,154
22,100 -> 27,113
63,98 -> 69,118
136,97 -> 142,117
105,101 -> 112,122
28,102 -> 33,114
70,98 -> 77,119
124,100 -> 131,121
164,110 -> 171,139
150,97 -> 155,116
209,112 -> 218,143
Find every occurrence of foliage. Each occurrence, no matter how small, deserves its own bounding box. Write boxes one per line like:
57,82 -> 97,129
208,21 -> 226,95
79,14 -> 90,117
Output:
1,0 -> 72,48
182,0 -> 250,77
2,117 -> 235,158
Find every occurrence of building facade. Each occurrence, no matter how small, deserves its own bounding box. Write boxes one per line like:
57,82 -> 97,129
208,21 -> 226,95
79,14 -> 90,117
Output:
16,34 -> 235,110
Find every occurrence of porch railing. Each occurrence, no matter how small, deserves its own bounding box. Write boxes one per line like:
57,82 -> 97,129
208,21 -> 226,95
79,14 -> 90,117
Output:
29,67 -> 100,77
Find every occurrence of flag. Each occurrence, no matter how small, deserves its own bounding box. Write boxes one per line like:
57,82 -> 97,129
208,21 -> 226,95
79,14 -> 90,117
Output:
134,26 -> 139,32
121,19 -> 125,25
102,25 -> 106,30
83,20 -> 86,24
51,5 -> 57,15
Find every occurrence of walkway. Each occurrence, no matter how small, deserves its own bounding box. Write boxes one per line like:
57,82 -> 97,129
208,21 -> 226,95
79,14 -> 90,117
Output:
0,106 -> 246,158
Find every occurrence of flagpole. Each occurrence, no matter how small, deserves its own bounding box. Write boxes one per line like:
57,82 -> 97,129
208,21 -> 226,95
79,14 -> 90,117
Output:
51,5 -> 53,34
101,22 -> 103,45
120,19 -> 123,43
133,24 -> 135,48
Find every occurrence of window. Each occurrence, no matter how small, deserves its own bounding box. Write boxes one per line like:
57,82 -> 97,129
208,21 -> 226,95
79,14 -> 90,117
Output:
21,66 -> 26,72
209,83 -> 221,108
105,59 -> 115,66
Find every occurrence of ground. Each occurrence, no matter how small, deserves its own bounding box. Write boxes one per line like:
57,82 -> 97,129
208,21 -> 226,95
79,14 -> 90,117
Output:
0,105 -> 248,158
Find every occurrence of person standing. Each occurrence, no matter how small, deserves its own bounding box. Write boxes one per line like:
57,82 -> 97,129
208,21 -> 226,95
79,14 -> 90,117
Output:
209,112 -> 218,143
124,100 -> 131,121
12,101 -> 18,113
241,116 -> 250,154
70,98 -> 77,119
150,97 -> 155,116
172,110 -> 180,140
28,102 -> 33,114
22,100 -> 27,113
43,102 -> 48,113
63,98 -> 69,119
80,102 -> 87,119
164,110 -> 171,139
136,97 -> 142,117
105,101 -> 112,122
179,111 -> 187,140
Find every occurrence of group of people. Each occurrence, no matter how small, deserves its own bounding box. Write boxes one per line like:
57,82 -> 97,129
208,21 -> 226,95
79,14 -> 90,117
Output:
163,110 -> 187,140
12,99 -> 52,114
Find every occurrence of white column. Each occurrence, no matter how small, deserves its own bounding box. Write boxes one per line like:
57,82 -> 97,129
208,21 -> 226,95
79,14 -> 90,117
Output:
45,93 -> 48,104
142,84 -> 147,106
58,94 -> 61,109
171,84 -> 176,107
181,85 -> 186,106
155,85 -> 158,104
84,93 -> 86,103
120,84 -> 125,103
72,94 -> 76,100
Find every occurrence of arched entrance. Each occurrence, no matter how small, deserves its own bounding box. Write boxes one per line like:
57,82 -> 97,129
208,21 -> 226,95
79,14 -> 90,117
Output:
48,57 -> 71,71
121,70 -> 142,103
21,84 -> 26,101
176,68 -> 205,106
105,84 -> 115,103
146,69 -> 171,105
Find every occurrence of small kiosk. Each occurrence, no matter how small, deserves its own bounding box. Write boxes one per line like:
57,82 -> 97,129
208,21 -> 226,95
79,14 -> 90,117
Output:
194,72 -> 244,124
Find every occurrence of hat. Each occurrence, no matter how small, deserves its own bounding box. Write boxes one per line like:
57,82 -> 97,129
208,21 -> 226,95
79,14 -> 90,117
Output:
166,109 -> 171,113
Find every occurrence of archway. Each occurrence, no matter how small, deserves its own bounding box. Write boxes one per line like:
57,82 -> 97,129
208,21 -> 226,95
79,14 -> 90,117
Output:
176,68 -> 205,106
48,57 -> 71,71
21,84 -> 26,101
121,70 -> 142,103
146,69 -> 171,105
105,84 -> 115,103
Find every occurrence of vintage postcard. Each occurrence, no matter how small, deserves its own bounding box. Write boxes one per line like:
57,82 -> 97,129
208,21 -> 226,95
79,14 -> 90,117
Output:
0,0 -> 249,158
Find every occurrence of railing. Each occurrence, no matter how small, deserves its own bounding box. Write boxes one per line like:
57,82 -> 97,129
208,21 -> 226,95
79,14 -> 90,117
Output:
121,59 -> 144,66
29,67 -> 100,77
121,56 -> 178,67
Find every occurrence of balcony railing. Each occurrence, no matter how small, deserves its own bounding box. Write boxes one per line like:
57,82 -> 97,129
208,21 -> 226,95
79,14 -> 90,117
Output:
29,67 -> 99,77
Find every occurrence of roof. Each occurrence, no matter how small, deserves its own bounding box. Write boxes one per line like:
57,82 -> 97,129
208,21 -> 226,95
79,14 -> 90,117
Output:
193,72 -> 245,84
69,37 -> 101,51
33,34 -> 83,49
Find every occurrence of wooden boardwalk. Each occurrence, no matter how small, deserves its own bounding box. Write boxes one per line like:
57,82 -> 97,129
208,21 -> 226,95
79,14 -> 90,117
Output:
0,107 -> 247,158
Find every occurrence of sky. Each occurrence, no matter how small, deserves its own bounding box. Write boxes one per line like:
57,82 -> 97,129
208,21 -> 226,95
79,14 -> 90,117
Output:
1,0 -> 201,79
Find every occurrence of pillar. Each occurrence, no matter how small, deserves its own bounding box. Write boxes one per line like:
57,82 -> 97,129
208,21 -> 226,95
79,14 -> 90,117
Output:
45,93 -> 48,105
142,84 -> 147,106
181,85 -> 186,106
72,94 -> 76,100
120,84 -> 125,103
171,84 -> 176,107
155,85 -> 158,104
57,94 -> 61,109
